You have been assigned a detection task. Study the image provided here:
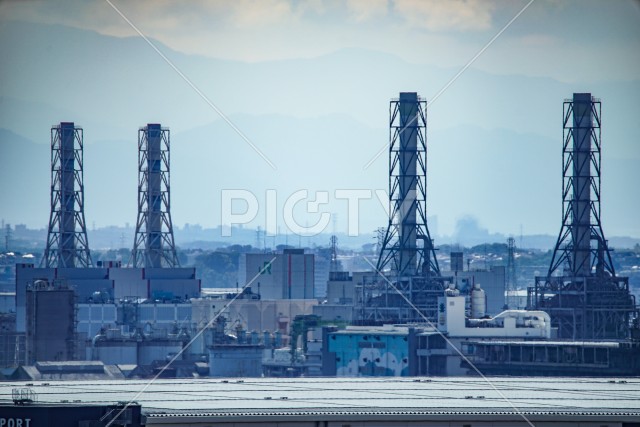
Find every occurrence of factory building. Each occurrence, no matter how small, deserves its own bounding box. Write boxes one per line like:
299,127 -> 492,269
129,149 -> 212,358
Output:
323,284 -> 553,377
207,318 -> 264,377
314,271 -> 368,323
25,281 -> 76,364
446,251 -> 506,315
15,263 -> 200,333
315,259 -> 505,324
238,249 -> 314,299
81,298 -> 192,367
3,123 -> 205,373
191,296 -> 317,347
324,325 -> 417,377
464,339 -> 640,376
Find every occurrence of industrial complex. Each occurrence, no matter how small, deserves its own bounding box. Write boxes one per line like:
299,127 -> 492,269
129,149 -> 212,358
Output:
1,93 -> 639,425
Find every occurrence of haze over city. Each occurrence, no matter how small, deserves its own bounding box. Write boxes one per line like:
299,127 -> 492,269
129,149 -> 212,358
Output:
2,3 -> 640,426
1,0 -> 639,241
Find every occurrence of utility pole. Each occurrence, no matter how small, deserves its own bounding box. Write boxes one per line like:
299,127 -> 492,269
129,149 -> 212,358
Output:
506,237 -> 517,308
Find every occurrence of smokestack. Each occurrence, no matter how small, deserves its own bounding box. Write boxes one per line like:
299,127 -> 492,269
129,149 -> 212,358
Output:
376,92 -> 440,278
571,93 -> 592,276
398,92 -> 419,276
131,124 -> 179,268
43,122 -> 93,268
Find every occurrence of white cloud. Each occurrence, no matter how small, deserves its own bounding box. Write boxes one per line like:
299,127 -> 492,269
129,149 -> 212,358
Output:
346,0 -> 389,22
393,0 -> 494,31
227,0 -> 298,28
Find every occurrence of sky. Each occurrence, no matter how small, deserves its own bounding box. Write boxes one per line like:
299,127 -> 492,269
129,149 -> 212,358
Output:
0,0 -> 639,240
2,0 -> 639,81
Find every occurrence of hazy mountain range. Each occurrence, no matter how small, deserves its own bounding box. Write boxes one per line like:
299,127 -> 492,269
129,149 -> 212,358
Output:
1,20 -> 638,241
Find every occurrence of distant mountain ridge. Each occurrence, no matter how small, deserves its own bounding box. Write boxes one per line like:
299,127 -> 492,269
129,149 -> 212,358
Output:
1,20 -> 638,238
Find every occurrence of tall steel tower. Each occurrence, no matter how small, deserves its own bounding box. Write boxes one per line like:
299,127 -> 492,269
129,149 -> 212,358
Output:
357,93 -> 443,324
130,124 -> 179,268
530,94 -> 636,339
550,93 -> 612,277
377,92 -> 439,277
43,122 -> 93,268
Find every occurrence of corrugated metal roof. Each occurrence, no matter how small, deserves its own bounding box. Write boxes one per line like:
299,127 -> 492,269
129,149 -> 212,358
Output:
469,340 -> 622,347
1,376 -> 638,416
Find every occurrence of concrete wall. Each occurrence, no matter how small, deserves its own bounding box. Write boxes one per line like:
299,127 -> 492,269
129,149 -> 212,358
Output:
209,345 -> 263,377
88,342 -> 137,365
138,342 -> 182,365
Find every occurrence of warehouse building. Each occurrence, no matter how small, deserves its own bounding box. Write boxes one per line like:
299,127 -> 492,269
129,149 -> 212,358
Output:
1,377 -> 639,426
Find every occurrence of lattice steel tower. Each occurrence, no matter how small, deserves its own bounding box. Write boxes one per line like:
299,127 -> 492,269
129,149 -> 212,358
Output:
43,122 -> 93,268
530,93 -> 636,339
130,124 -> 179,268
377,92 -> 439,277
356,93 -> 443,324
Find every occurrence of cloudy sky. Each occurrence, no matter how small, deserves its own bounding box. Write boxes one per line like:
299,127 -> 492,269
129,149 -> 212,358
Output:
1,0 -> 639,240
3,0 -> 639,80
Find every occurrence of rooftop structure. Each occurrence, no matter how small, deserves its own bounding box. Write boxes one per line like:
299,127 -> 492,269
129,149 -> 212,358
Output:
1,377 -> 639,426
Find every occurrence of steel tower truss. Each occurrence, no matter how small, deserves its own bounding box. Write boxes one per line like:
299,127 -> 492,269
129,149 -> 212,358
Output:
530,94 -> 636,340
550,96 -> 612,277
43,123 -> 93,268
376,93 -> 439,277
130,124 -> 179,268
357,93 -> 443,325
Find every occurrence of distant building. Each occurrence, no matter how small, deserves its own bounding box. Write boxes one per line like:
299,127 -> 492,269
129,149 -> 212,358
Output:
191,297 -> 317,347
314,271 -> 370,323
444,251 -> 506,315
238,249 -> 314,299
25,282 -> 76,364
324,289 -> 553,377
15,263 -> 200,332
464,340 -> 640,376
324,325 -> 416,377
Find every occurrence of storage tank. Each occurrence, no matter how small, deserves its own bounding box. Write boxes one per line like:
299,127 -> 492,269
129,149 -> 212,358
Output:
470,283 -> 486,318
